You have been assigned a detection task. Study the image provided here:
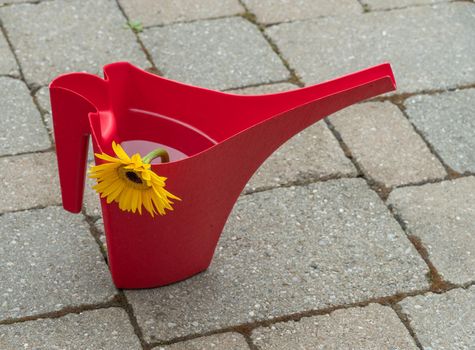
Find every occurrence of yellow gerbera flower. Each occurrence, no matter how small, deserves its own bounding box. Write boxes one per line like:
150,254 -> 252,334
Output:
89,141 -> 180,217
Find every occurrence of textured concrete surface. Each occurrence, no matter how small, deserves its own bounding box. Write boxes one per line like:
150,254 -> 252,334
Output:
140,17 -> 289,90
119,0 -> 244,27
388,177 -> 475,285
405,89 -> 475,173
399,287 -> 475,350
0,152 -> 61,212
242,0 -> 361,24
266,3 -> 475,93
245,123 -> 357,193
0,77 -> 50,156
0,0 -> 149,86
126,179 -> 428,342
361,0 -> 445,10
330,102 -> 446,187
0,207 -> 116,320
0,32 -> 18,76
1,1 -> 473,348
0,308 -> 141,350
157,333 -> 250,350
252,304 -> 418,349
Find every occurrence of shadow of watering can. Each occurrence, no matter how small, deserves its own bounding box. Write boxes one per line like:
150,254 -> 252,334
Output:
50,62 -> 395,289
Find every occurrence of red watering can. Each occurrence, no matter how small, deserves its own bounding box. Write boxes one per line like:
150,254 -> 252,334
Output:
50,62 -> 395,289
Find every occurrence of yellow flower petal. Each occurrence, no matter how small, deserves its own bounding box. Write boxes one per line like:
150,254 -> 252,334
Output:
89,141 -> 180,217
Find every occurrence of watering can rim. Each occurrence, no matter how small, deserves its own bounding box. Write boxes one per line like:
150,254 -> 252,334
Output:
49,61 -> 396,168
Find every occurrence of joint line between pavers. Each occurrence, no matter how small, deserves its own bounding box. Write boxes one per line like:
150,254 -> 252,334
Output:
390,303 -> 425,350
146,287 -> 434,347
82,209 -> 151,350
0,203 -> 62,217
390,100 -> 459,178
237,0 -> 303,87
113,0 -> 162,77
0,147 -> 55,160
0,20 -> 54,145
221,79 -> 298,92
0,300 -> 122,326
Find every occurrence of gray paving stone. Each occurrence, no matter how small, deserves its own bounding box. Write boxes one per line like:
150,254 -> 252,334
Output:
361,0 -> 445,11
251,303 -> 418,349
0,31 -> 18,76
329,102 -> 446,187
405,89 -> 475,173
126,179 -> 428,342
140,17 -> 289,90
0,152 -> 61,212
245,123 -> 357,193
0,77 -> 50,156
266,3 -> 475,93
156,333 -> 250,350
0,308 -> 142,350
119,0 -> 244,27
388,177 -> 475,285
0,0 -> 149,86
242,0 -> 362,24
0,206 -> 116,320
399,287 -> 475,350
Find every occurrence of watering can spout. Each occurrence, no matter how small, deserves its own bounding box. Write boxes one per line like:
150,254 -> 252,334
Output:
49,73 -> 109,213
215,63 -> 396,194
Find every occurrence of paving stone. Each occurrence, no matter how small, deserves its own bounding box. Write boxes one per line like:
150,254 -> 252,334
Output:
330,102 -> 446,187
0,308 -> 141,350
252,303 -> 418,349
405,89 -> 475,173
0,206 -> 116,320
388,177 -> 475,285
0,152 -> 61,212
266,3 -> 475,93
0,0 -> 149,86
361,0 -> 445,11
119,0 -> 244,27
140,17 -> 289,90
0,77 -> 50,156
0,31 -> 18,76
399,287 -> 475,350
126,179 -> 428,342
245,123 -> 357,193
242,0 -> 362,24
157,333 -> 250,350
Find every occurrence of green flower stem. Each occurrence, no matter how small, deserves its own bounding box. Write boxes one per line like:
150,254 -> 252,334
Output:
143,148 -> 170,164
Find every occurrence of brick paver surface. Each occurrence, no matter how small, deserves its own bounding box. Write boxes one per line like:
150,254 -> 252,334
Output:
266,3 -> 475,93
405,89 -> 475,173
251,304 -> 418,349
330,102 -> 446,187
140,17 -> 289,90
399,287 -> 475,350
126,179 -> 428,342
0,0 -> 473,349
388,177 -> 475,285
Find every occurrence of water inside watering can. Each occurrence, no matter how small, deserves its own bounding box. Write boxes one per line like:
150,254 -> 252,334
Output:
121,140 -> 188,163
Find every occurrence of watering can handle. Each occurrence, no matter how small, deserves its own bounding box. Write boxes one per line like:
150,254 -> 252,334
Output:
50,74 -> 108,213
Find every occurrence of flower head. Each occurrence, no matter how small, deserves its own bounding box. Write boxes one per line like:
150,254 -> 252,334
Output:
89,141 -> 180,217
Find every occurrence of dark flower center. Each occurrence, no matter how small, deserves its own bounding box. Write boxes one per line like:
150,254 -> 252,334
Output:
125,171 -> 143,184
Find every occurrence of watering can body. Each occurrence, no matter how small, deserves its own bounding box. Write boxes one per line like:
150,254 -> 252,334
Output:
50,62 -> 395,289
